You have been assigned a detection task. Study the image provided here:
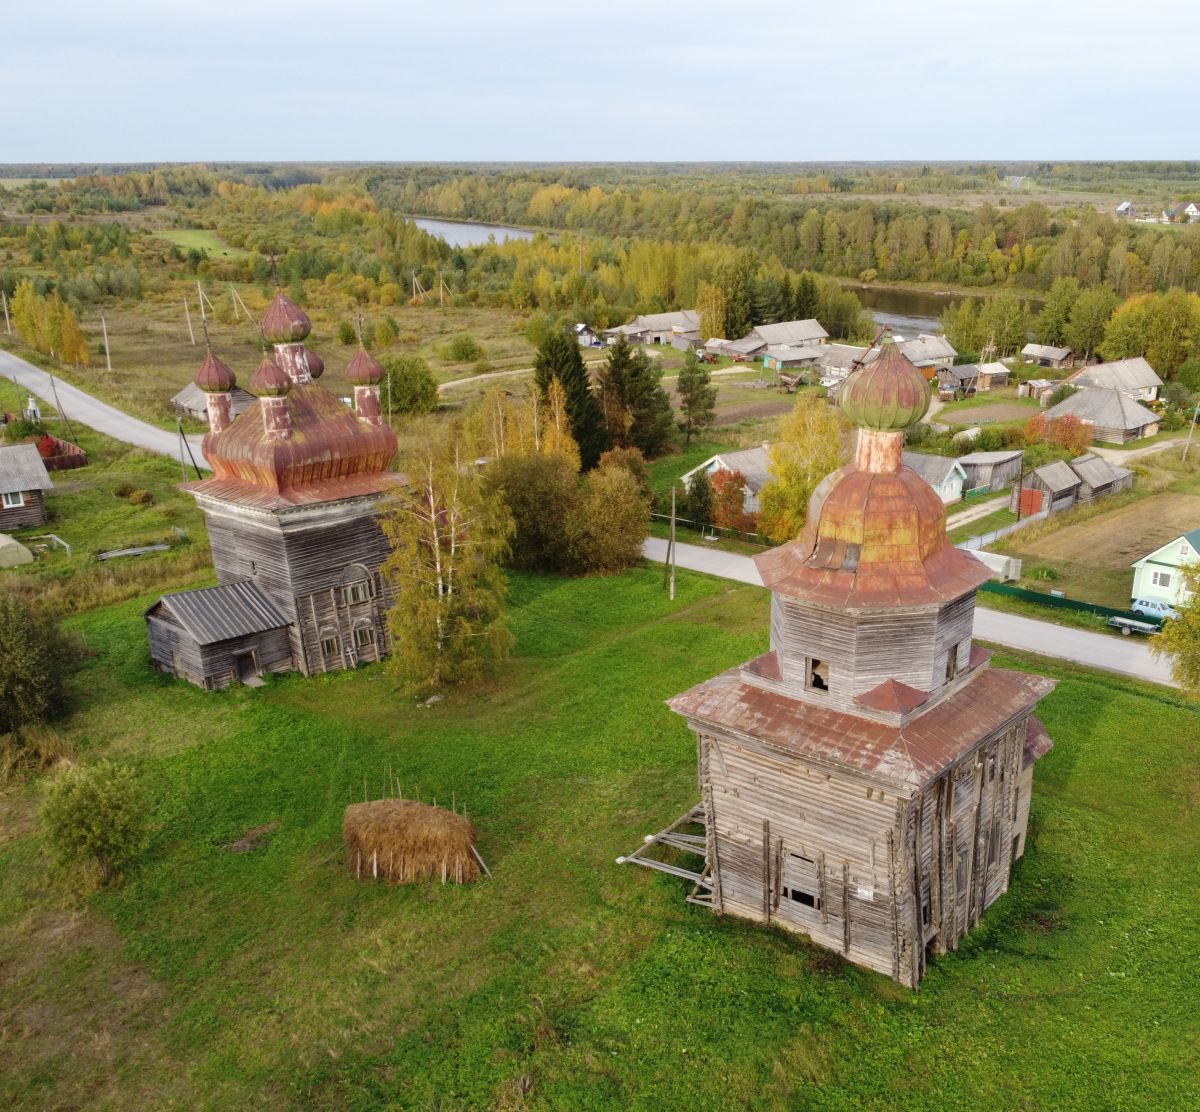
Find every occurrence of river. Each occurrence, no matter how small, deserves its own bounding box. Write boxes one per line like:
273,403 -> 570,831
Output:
409,216 -> 1002,338
410,217 -> 533,248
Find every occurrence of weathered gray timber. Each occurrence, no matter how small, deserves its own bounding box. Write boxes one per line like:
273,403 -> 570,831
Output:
626,335 -> 1057,988
0,488 -> 47,529
0,443 -> 53,529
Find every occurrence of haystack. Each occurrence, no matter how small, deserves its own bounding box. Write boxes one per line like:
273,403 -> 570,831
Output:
343,798 -> 484,884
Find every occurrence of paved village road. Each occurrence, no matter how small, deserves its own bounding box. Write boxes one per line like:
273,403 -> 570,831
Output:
0,347 -> 210,469
643,536 -> 1178,687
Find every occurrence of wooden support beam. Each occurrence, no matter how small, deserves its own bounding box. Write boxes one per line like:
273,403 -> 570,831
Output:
762,819 -> 771,924
842,863 -> 851,955
888,829 -> 900,982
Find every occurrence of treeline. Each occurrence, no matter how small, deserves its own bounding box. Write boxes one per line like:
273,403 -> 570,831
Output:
942,280 -> 1200,382
361,168 -> 1200,295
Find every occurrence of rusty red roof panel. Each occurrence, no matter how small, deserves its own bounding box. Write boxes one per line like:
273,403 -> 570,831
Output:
1023,715 -> 1054,769
854,678 -> 930,714
669,666 -> 1056,789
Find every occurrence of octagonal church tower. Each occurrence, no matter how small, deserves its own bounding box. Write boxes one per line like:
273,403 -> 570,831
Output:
145,293 -> 402,688
625,333 -> 1056,988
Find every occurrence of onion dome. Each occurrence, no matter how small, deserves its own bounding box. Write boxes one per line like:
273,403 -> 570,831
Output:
303,346 -> 325,379
839,332 -> 930,430
346,346 -> 385,386
261,291 -> 312,343
249,355 -> 292,397
193,348 -> 236,393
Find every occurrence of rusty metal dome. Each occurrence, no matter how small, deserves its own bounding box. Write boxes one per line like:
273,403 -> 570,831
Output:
193,347 -> 236,393
346,346 -> 385,386
261,291 -> 312,344
249,356 -> 291,397
839,332 -> 930,431
303,346 -> 325,379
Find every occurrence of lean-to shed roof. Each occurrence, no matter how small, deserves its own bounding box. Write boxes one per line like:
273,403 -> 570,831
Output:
149,581 -> 289,645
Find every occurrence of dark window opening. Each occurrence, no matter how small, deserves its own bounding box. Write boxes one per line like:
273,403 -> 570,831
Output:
784,888 -> 818,908
988,756 -> 996,782
354,625 -> 375,649
806,658 -> 829,693
321,635 -> 340,659
988,820 -> 1001,866
955,850 -> 968,890
782,853 -> 821,910
922,899 -> 931,926
344,581 -> 371,605
945,642 -> 961,682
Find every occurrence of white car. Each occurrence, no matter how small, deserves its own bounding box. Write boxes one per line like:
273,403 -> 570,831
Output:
1130,598 -> 1179,621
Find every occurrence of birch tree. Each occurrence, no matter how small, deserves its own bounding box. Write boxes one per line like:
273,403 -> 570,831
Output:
381,435 -> 514,688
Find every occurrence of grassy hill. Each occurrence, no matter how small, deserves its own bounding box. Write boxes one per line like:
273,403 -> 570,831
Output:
1,568 -> 1197,1109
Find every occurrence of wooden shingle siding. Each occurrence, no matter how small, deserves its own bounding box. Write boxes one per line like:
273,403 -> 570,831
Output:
0,490 -> 47,529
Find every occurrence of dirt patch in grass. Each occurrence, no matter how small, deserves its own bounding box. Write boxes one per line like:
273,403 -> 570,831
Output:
713,399 -> 794,426
1018,492 -> 1200,570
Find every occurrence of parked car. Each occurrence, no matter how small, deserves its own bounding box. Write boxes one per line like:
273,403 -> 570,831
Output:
1130,598 -> 1179,621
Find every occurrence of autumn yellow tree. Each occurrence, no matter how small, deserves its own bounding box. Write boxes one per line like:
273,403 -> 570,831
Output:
1152,562 -> 1200,693
758,393 -> 849,542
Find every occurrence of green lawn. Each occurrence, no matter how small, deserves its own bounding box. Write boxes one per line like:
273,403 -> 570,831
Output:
947,507 -> 1019,544
153,228 -> 248,258
1,566 -> 1198,1110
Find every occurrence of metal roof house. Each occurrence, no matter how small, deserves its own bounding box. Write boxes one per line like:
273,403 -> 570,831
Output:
747,319 -> 829,347
0,443 -> 54,530
1130,529 -> 1200,609
1021,343 -> 1073,369
1043,386 -> 1160,443
604,310 -> 700,346
1009,451 -> 1134,517
901,451 -> 966,503
145,293 -> 401,689
1068,451 -> 1133,504
956,449 -> 1023,492
1068,357 -> 1162,402
681,444 -> 772,514
623,335 -> 1056,988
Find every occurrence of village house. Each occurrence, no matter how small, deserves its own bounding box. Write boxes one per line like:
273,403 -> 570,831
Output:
1068,451 -> 1134,505
0,443 -> 54,530
1021,343 -> 1074,369
1043,386 -> 1159,443
896,334 -> 957,380
763,344 -> 825,373
624,335 -> 1056,988
956,449 -> 1023,492
171,381 -> 257,426
680,444 -> 771,515
1011,459 -> 1080,517
901,451 -> 966,503
1115,201 -> 1134,218
1018,378 -> 1059,403
746,319 -> 829,348
574,323 -> 603,348
1130,529 -> 1199,609
1162,202 -> 1200,223
145,292 -> 402,690
1067,357 -> 1162,403
704,335 -> 766,362
936,361 -> 1009,397
605,310 -> 700,346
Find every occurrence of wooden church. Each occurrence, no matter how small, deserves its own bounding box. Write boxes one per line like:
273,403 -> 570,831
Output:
145,293 -> 402,688
623,333 -> 1056,987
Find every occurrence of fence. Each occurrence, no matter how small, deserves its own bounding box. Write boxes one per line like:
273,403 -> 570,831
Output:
956,508 -> 1049,550
979,581 -> 1159,625
649,512 -> 770,548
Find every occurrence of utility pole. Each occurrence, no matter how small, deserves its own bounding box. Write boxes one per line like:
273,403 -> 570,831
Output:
1183,402 -> 1200,463
230,283 -> 241,321
101,314 -> 112,373
183,298 -> 196,345
1,289 -> 10,335
669,487 -> 677,601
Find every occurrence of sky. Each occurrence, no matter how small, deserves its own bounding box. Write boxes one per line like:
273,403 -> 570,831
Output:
3,0 -> 1199,163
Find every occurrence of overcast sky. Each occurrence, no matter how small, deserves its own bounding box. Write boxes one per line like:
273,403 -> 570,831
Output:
3,0 -> 1198,162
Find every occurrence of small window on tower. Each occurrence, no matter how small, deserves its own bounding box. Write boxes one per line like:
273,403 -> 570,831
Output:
781,854 -> 821,909
806,658 -> 829,693
344,581 -> 371,605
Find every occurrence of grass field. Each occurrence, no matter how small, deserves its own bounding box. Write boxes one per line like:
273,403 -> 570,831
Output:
153,228 -> 248,258
1,566 -> 1198,1110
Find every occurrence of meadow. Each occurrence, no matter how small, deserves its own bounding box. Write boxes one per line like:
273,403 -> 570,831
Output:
0,564 -> 1197,1111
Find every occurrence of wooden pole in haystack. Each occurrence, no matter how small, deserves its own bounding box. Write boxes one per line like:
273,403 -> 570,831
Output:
183,298 -> 196,345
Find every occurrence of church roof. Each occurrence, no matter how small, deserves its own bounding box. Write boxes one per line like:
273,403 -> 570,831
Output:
669,665 -> 1055,790
148,580 -> 289,645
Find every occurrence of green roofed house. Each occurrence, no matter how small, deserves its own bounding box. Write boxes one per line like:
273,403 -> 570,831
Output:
1130,529 -> 1200,610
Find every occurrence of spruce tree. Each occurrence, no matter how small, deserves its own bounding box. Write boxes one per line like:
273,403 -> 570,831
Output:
676,353 -> 717,445
624,349 -> 676,458
793,272 -> 820,321
595,334 -> 635,445
533,332 -> 606,469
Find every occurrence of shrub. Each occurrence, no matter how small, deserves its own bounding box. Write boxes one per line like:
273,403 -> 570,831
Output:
3,417 -> 43,441
564,466 -> 649,574
1045,384 -> 1077,408
0,591 -> 80,742
485,453 -> 580,572
380,355 -> 438,417
446,333 -> 483,363
598,447 -> 652,504
337,320 -> 357,345
1027,565 -> 1059,581
711,469 -> 757,532
373,318 -> 397,349
127,489 -> 155,506
112,482 -> 135,499
41,760 -> 149,885
686,470 -> 715,525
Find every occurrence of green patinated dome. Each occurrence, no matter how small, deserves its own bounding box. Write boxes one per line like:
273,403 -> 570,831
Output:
839,332 -> 930,430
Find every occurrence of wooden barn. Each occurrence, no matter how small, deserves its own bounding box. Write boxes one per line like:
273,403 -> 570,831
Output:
0,443 -> 53,529
146,293 -> 401,688
145,581 -> 293,689
956,449 -> 1023,492
1011,459 -> 1080,516
1069,452 -> 1133,505
623,334 -> 1056,988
